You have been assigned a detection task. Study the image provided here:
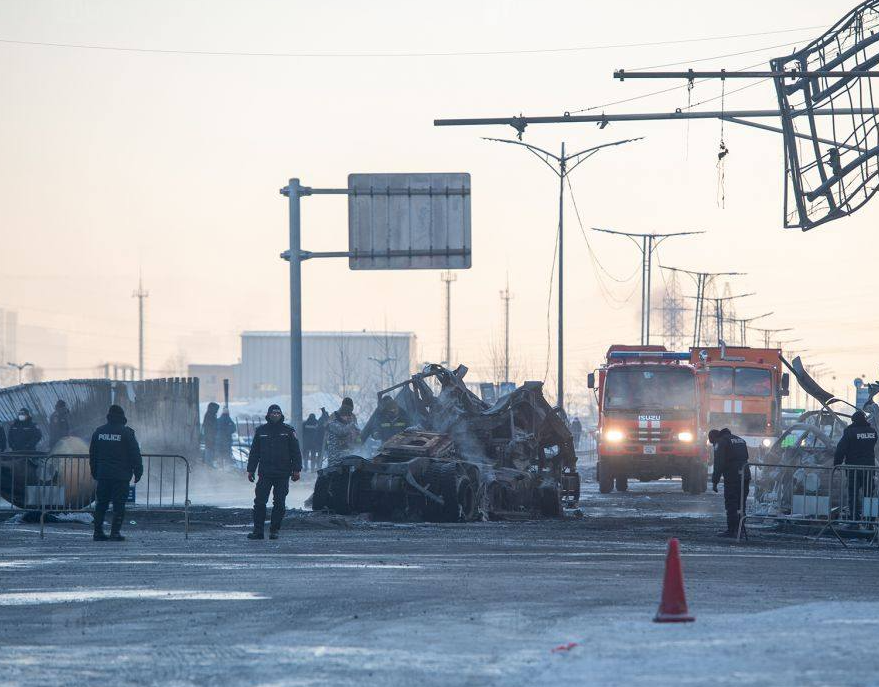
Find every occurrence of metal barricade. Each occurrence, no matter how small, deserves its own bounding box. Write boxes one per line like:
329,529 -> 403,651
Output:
0,452 -> 191,539
737,461 -> 877,547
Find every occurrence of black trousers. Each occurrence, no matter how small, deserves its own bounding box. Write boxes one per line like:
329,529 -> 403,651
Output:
846,470 -> 875,521
723,467 -> 751,534
95,479 -> 129,532
253,474 -> 290,533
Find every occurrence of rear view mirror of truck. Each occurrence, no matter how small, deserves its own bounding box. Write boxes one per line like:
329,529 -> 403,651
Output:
587,372 -> 595,389
781,372 -> 790,396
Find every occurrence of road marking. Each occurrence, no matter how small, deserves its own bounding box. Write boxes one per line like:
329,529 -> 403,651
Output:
0,589 -> 268,605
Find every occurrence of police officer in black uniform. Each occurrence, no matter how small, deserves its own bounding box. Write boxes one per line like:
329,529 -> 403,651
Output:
89,405 -> 143,541
709,427 -> 751,538
246,404 -> 302,540
8,408 -> 42,452
834,411 -> 877,521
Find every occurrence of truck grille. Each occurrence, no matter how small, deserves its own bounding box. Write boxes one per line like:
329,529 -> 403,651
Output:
637,427 -> 671,442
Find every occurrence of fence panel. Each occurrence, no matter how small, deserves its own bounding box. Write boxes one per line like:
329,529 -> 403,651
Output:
0,452 -> 190,538
738,461 -> 877,547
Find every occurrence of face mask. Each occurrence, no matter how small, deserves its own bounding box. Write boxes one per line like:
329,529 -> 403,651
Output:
18,414 -> 26,422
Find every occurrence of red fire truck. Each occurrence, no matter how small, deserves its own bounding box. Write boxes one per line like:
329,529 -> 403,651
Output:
689,343 -> 790,459
588,345 -> 711,494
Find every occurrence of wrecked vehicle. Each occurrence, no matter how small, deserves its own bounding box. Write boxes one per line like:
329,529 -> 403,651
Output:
750,356 -> 878,516
312,364 -> 579,521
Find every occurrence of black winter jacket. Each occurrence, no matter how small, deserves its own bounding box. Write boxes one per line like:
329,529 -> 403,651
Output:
9,419 -> 42,452
712,428 -> 750,486
89,421 -> 144,482
834,420 -> 877,466
247,420 -> 302,476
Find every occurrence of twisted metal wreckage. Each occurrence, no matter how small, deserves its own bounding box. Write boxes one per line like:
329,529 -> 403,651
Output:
752,355 -> 879,516
312,364 -> 580,521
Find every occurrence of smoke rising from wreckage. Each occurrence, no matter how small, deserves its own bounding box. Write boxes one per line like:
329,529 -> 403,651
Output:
311,363 -> 579,521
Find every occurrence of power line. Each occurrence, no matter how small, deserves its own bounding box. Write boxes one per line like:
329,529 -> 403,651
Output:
0,26 -> 824,59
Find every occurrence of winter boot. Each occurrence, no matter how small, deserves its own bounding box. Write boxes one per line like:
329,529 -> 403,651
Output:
108,515 -> 125,541
269,530 -> 279,540
247,530 -> 265,540
93,526 -> 108,542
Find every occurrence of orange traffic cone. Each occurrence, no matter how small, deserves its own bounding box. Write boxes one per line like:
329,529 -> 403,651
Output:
653,538 -> 695,623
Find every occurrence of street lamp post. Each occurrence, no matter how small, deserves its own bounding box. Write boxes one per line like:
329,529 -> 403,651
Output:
7,361 -> 33,386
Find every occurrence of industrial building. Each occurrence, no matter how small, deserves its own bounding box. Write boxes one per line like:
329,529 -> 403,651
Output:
234,331 -> 416,401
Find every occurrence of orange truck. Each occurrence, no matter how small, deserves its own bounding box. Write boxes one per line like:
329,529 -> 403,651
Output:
689,343 -> 790,459
588,345 -> 711,495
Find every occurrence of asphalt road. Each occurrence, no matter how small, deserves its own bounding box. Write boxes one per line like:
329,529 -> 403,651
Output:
1,480 -> 877,687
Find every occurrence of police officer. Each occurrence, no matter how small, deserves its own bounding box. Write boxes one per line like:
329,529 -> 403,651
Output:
834,411 -> 877,521
709,427 -> 751,538
246,404 -> 302,540
8,408 -> 42,452
89,405 -> 143,541
360,396 -> 411,444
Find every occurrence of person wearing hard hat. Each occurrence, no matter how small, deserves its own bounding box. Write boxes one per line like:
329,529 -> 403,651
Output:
708,427 -> 751,538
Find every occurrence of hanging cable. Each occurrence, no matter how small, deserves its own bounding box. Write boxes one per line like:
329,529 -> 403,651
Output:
716,75 -> 729,208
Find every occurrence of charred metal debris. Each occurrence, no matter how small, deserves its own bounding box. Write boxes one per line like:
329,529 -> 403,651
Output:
312,364 -> 580,521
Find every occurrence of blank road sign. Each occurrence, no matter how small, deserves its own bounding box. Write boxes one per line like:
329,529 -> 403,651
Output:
348,173 -> 471,270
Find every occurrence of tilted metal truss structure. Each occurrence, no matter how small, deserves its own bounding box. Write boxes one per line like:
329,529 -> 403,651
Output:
773,1 -> 879,229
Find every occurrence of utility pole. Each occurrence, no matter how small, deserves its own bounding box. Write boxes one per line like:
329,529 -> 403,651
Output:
7,361 -> 33,385
500,275 -> 513,384
726,312 -> 772,346
750,327 -> 793,349
483,135 -> 641,409
440,270 -> 457,366
707,293 -> 754,345
661,267 -> 743,347
132,276 -> 149,381
592,228 -> 703,345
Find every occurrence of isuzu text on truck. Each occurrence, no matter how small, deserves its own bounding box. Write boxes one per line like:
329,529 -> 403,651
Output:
588,345 -> 710,494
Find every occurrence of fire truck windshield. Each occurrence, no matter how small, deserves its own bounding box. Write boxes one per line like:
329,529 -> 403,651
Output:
710,367 -> 772,397
605,366 -> 696,411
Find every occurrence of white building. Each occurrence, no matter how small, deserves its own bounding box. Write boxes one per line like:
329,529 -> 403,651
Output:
236,331 -> 417,403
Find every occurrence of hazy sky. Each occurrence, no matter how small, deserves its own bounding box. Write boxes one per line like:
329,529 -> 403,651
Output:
1,0 -> 875,401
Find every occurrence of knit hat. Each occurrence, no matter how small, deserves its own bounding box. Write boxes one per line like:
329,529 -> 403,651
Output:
341,397 -> 354,411
107,404 -> 126,423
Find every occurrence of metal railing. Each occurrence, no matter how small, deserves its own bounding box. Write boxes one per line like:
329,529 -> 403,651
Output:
0,452 -> 190,538
737,461 -> 878,547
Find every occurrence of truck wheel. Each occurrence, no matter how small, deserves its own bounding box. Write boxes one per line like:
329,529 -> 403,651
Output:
539,482 -> 562,518
684,465 -> 703,495
695,465 -> 708,494
424,462 -> 460,522
615,475 -> 628,492
598,462 -> 614,494
327,470 -> 353,514
681,471 -> 691,493
312,472 -> 329,511
457,476 -> 477,521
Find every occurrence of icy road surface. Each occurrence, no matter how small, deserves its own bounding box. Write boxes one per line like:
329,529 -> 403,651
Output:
0,479 -> 876,687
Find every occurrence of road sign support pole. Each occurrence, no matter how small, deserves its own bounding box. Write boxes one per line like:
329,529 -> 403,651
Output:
288,178 -> 304,441
557,142 -> 565,409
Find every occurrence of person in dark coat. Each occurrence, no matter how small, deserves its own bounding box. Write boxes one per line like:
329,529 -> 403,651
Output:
361,396 -> 411,444
89,405 -> 143,541
215,408 -> 236,468
834,411 -> 877,521
8,408 -> 42,452
302,413 -> 321,471
48,399 -> 71,448
246,404 -> 302,540
570,417 -> 583,450
202,402 -> 220,466
317,407 -> 330,460
709,427 -> 751,538
325,398 -> 359,467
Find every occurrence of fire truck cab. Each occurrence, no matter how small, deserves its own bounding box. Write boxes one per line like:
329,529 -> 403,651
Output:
588,345 -> 710,494
689,343 -> 790,459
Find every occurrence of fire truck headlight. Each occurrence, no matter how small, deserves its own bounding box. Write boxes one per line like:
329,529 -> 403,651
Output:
677,431 -> 694,442
605,429 -> 625,443
762,438 -> 773,448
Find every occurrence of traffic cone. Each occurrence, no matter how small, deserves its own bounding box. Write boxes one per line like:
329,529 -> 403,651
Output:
653,538 -> 695,623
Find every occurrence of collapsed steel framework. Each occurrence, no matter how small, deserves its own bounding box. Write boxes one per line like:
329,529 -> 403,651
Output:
435,1 -> 879,230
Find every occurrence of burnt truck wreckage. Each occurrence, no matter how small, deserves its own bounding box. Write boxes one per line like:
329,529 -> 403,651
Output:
312,364 -> 579,521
